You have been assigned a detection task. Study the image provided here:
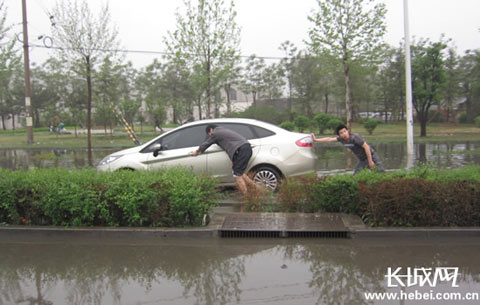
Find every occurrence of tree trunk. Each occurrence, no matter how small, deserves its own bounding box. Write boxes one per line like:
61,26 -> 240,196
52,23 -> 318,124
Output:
419,113 -> 427,137
288,77 -> 293,120
206,48 -> 212,119
10,113 -> 15,130
225,84 -> 231,115
197,97 -> 202,120
343,60 -> 353,130
1,115 -> 5,130
324,88 -> 329,113
86,56 -> 93,167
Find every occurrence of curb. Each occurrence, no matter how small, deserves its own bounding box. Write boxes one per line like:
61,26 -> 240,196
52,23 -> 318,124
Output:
352,227 -> 480,239
1,213 -> 480,240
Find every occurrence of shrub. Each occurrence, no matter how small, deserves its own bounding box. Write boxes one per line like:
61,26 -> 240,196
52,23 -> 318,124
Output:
358,178 -> 480,226
312,113 -> 334,134
294,115 -> 310,132
279,121 -> 295,131
458,112 -> 468,124
276,166 -> 480,227
475,116 -> 480,128
326,118 -> 344,132
277,175 -> 317,212
0,168 -> 218,227
364,118 -> 379,135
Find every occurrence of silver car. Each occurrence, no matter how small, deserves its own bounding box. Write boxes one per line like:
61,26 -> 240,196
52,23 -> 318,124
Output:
97,118 -> 316,190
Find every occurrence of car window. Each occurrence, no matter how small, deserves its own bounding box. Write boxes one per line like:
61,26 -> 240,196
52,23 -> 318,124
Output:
252,126 -> 275,138
160,125 -> 207,150
217,123 -> 276,139
142,125 -> 207,152
217,123 -> 256,140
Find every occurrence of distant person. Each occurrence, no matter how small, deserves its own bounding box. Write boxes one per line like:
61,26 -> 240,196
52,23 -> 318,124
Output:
190,125 -> 260,195
311,124 -> 384,174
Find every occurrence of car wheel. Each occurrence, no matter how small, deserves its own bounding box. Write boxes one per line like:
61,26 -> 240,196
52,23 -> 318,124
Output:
251,166 -> 281,191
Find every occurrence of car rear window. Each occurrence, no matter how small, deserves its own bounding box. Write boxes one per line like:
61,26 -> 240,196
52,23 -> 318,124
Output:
217,123 -> 275,139
252,126 -> 275,138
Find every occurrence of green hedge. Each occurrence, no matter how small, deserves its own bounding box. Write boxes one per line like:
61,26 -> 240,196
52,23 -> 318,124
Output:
278,166 -> 480,227
0,168 -> 218,227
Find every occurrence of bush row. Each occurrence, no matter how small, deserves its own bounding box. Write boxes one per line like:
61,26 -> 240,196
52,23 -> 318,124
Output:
0,168 -> 218,227
277,166 -> 480,227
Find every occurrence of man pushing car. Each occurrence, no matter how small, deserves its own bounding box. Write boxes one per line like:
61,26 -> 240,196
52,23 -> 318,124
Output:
190,125 -> 260,195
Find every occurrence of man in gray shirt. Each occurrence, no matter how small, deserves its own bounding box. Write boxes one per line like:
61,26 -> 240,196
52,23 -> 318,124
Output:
190,125 -> 259,195
311,124 -> 384,174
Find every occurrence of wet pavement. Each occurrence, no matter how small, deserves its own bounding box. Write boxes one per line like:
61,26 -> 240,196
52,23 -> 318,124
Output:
1,236 -> 479,305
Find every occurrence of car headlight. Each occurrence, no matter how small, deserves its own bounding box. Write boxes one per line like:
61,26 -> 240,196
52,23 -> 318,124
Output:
98,155 -> 123,166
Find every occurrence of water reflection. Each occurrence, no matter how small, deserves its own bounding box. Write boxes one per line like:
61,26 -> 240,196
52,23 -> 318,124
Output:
315,141 -> 480,174
0,148 -> 119,170
0,238 -> 479,305
0,142 -> 479,172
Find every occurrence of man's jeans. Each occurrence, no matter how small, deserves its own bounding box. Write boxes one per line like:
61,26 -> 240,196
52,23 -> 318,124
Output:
353,151 -> 384,174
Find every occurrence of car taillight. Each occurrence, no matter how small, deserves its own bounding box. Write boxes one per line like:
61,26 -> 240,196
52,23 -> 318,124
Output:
295,136 -> 313,147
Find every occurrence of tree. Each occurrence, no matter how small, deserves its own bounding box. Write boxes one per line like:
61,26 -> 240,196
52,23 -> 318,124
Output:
161,61 -> 196,123
376,46 -> 405,122
290,53 -> 323,118
279,41 -> 298,120
0,1 -> 21,130
411,39 -> 447,137
118,98 -> 141,128
51,0 -> 120,166
261,62 -> 285,100
307,0 -> 387,129
240,55 -> 266,108
93,57 -> 123,135
443,48 -> 461,122
165,0 -> 241,119
458,50 -> 480,123
136,60 -> 167,131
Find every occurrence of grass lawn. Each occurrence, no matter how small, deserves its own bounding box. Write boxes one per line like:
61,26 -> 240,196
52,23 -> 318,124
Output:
339,122 -> 480,143
1,122 -> 479,149
0,126 -> 161,149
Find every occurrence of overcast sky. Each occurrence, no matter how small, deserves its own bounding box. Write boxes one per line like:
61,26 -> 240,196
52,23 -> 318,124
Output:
6,0 -> 480,68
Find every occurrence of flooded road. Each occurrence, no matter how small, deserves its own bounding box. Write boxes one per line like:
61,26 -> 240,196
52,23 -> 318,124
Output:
1,236 -> 479,305
1,141 -> 480,172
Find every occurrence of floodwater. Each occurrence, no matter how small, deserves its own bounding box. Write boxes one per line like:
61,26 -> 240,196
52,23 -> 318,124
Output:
0,236 -> 479,305
0,142 -> 479,171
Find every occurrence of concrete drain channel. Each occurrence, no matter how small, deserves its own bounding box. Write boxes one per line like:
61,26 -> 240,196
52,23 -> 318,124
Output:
218,213 -> 350,238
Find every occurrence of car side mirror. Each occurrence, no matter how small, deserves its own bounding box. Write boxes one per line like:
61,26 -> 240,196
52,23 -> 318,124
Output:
152,143 -> 162,157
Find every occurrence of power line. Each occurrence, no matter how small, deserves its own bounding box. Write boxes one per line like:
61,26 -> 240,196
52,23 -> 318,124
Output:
27,43 -> 290,61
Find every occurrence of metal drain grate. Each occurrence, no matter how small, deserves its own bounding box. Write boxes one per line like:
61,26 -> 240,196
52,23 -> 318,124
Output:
219,230 -> 281,238
287,231 -> 349,238
219,230 -> 349,238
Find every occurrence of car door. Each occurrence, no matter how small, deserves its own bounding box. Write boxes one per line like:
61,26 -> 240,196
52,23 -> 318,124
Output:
206,123 -> 261,184
144,125 -> 208,174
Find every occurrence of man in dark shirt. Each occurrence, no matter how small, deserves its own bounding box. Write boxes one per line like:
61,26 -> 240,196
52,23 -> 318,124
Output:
311,124 -> 384,174
190,124 -> 259,195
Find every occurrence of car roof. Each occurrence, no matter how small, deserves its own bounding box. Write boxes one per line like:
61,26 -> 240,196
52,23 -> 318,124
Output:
180,118 -> 284,132
141,118 -> 287,148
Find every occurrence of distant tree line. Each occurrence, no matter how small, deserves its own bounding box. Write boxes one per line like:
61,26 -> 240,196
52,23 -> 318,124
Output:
0,0 -> 479,141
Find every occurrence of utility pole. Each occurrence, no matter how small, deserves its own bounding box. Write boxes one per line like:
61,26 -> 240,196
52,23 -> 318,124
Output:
22,0 -> 34,144
403,0 -> 414,168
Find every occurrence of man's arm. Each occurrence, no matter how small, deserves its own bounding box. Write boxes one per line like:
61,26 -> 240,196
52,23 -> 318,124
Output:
311,133 -> 337,143
190,134 -> 216,156
362,142 -> 375,168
